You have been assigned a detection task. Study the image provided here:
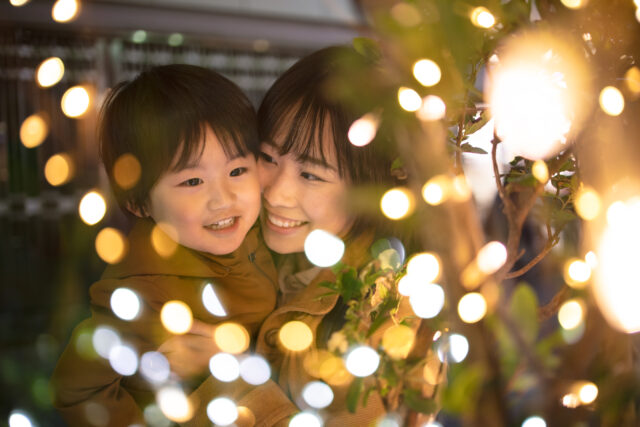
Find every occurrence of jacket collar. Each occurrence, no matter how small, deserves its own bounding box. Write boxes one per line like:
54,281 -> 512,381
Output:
101,218 -> 258,280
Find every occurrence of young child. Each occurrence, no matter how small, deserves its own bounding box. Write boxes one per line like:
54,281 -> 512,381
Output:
51,64 -> 284,426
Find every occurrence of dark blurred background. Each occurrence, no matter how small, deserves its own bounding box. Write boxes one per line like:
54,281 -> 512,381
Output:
0,1 -> 364,424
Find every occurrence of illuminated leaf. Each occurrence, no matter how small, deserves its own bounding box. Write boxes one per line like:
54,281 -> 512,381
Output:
510,283 -> 539,344
346,377 -> 363,413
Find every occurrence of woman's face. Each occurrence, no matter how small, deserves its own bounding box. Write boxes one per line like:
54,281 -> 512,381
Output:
257,133 -> 353,254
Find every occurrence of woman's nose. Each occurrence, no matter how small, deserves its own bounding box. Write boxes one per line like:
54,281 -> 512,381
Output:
263,168 -> 296,208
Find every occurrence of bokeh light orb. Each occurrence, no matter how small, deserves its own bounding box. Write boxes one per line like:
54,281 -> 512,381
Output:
599,86 -> 624,116
96,228 -> 128,265
471,7 -> 496,28
113,153 -> 141,190
206,398 -> 238,426
410,283 -> 445,319
279,321 -> 313,352
214,322 -> 250,354
304,229 -> 345,267
413,59 -> 441,87
239,355 -> 271,385
209,353 -> 240,382
348,113 -> 379,147
407,252 -> 440,283
61,85 -> 90,118
44,153 -> 73,186
302,381 -> 334,409
52,0 -> 79,23
458,292 -> 488,323
20,113 -> 48,148
345,345 -> 380,377
78,191 -> 106,225
110,287 -> 140,321
160,301 -> 193,334
380,187 -> 414,220
157,386 -> 193,422
9,410 -> 34,427
398,87 -> 422,112
289,411 -> 322,427
36,57 -> 64,87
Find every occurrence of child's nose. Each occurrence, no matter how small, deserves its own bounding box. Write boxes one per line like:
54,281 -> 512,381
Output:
207,183 -> 235,209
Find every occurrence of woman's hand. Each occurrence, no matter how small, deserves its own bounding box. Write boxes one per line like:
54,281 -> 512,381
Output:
158,319 -> 219,379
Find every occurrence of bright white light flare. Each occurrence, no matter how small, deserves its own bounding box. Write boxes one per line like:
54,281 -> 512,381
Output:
471,7 -> 496,28
61,86 -> 90,118
302,381 -> 334,409
345,346 -> 380,377
207,398 -> 238,426
304,229 -> 344,267
52,0 -> 79,22
36,57 -> 64,87
160,301 -> 193,334
522,416 -> 546,427
79,191 -> 106,225
202,283 -> 227,317
348,113 -> 379,147
458,292 -> 488,323
110,288 -> 140,320
413,59 -> 441,87
380,187 -> 414,220
409,283 -> 445,318
599,86 -> 624,116
209,353 -> 240,382
406,252 -> 440,283
398,87 -> 422,112
477,241 -> 507,274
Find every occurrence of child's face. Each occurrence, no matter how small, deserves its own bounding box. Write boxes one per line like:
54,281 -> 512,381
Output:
257,135 -> 353,255
145,126 -> 261,255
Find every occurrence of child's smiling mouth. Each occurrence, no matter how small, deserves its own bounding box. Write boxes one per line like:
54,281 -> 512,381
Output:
205,216 -> 238,231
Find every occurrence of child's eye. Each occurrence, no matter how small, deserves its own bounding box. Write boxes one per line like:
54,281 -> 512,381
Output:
301,172 -> 324,182
230,167 -> 247,177
259,151 -> 276,165
180,178 -> 203,187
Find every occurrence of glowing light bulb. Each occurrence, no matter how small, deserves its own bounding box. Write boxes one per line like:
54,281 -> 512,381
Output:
92,326 -> 120,359
458,292 -> 488,323
36,57 -> 64,87
532,160 -> 549,183
574,186 -> 601,220
160,301 -> 193,334
202,283 -> 227,317
348,113 -> 379,147
289,412 -> 323,427
95,228 -> 127,264
380,187 -> 414,220
52,0 -> 79,23
110,287 -> 140,321
413,59 -> 441,87
207,398 -> 238,426
406,252 -> 440,283
10,0 -> 30,6
302,381 -> 334,409
522,416 -> 546,427
61,86 -> 90,118
209,353 -> 240,382
113,153 -> 141,190
422,175 -> 451,205
477,241 -> 507,274
279,321 -> 313,352
108,344 -> 138,376
409,283 -> 445,318
471,7 -> 496,28
585,251 -> 598,269
8,411 -> 34,427
564,258 -> 591,289
140,351 -> 170,383
398,87 -> 422,112
20,113 -> 48,148
560,0 -> 587,9
78,191 -> 106,225
417,95 -> 446,121
437,333 -> 469,363
239,355 -> 271,385
345,345 -> 380,377
558,299 -> 584,330
304,229 -> 345,267
44,153 -> 73,186
214,322 -> 249,354
578,382 -> 598,404
625,66 -> 640,95
157,386 -> 193,422
599,86 -> 624,116
381,324 -> 415,359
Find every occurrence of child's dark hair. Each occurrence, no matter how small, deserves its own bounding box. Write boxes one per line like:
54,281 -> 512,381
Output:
257,46 -> 399,238
99,64 -> 258,216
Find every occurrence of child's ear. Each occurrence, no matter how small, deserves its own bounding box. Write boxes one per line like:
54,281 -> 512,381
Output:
125,200 -> 148,218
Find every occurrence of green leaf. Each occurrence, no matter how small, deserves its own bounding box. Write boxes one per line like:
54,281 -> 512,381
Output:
339,268 -> 364,301
346,377 -> 364,413
352,37 -> 381,62
460,143 -> 488,154
441,363 -> 483,414
403,389 -> 438,414
464,112 -> 490,136
506,173 -> 537,187
370,238 -> 393,258
367,297 -> 398,337
378,248 -> 402,271
509,283 -> 539,344
318,280 -> 338,291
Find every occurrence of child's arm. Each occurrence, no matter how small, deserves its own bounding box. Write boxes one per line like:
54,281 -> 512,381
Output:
158,319 -> 219,379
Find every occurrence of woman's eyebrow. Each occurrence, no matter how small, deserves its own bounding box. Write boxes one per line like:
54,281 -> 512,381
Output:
298,154 -> 337,172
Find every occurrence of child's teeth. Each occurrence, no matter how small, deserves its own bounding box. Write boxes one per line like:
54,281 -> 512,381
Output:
208,217 -> 235,230
269,214 -> 304,228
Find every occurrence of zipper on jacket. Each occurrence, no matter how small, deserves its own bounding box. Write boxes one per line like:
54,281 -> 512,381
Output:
249,252 -> 277,290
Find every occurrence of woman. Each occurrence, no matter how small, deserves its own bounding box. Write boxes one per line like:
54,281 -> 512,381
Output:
253,46 -> 438,426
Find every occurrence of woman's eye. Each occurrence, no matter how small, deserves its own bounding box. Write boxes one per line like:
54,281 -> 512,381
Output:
301,172 -> 323,182
259,151 -> 276,165
180,178 -> 203,187
230,167 -> 247,177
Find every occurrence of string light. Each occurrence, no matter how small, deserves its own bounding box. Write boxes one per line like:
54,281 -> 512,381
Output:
157,386 -> 193,422
113,153 -> 141,190
413,59 -> 441,87
202,283 -> 227,317
522,416 -> 546,427
214,322 -> 249,354
151,223 -> 179,258
476,241 -> 507,274
109,287 -> 140,321
558,298 -> 585,330
95,228 -> 127,264
398,87 -> 422,112
52,0 -> 79,23
348,113 -> 379,147
209,353 -> 240,382
20,113 -> 48,148
532,160 -> 549,183
417,95 -> 446,121
36,57 -> 64,87
599,86 -> 624,116
8,411 -> 34,427
78,191 -> 106,225
10,0 -> 30,6
61,85 -> 90,118
409,283 -> 445,318
564,258 -> 591,289
302,381 -> 334,409
304,229 -> 345,267
140,351 -> 170,383
345,345 -> 380,377
458,292 -> 488,323
380,187 -> 414,220
471,7 -> 496,28
381,324 -> 415,359
206,398 -> 238,426
160,301 -> 193,334
406,252 -> 440,283
239,355 -> 271,385
574,186 -> 601,220
279,321 -> 313,352
560,0 -> 587,9
44,153 -> 74,186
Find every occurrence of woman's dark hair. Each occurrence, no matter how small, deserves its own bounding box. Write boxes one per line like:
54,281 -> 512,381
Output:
257,46 -> 398,237
99,64 -> 258,216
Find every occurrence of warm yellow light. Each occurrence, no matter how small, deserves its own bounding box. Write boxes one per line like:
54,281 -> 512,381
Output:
560,0 -> 587,9
471,7 -> 496,28
451,175 -> 472,202
423,353 -> 445,385
279,321 -> 313,352
78,191 -> 106,225
406,252 -> 440,283
599,86 -> 624,116
61,86 -> 90,118
578,382 -> 598,404
52,0 -> 79,23
486,34 -> 586,160
532,160 -> 549,183
20,114 -> 48,148
476,241 -> 507,274
160,301 -> 193,334
458,292 -> 488,323
214,322 -> 249,354
416,95 -> 446,121
574,186 -> 601,220
380,187 -> 414,220
558,299 -> 584,330
113,153 -> 141,190
594,198 -> 640,333
390,2 -> 421,27
44,153 -> 73,186
36,57 -> 64,87
625,66 -> 640,95
95,227 -> 127,264
564,258 -> 591,288
585,251 -> 598,269
303,350 -> 352,386
151,224 -> 179,258
562,393 -> 580,408
398,87 -> 422,112
381,324 -> 415,360
10,0 -> 30,6
413,59 -> 441,87
422,175 -> 451,205
348,113 -> 379,147
157,386 -> 193,422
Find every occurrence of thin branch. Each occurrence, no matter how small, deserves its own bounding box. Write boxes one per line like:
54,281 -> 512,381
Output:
505,233 -> 559,279
538,286 -> 570,321
491,134 -> 511,212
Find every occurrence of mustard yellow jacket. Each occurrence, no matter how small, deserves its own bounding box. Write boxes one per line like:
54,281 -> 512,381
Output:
51,219 -> 284,426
